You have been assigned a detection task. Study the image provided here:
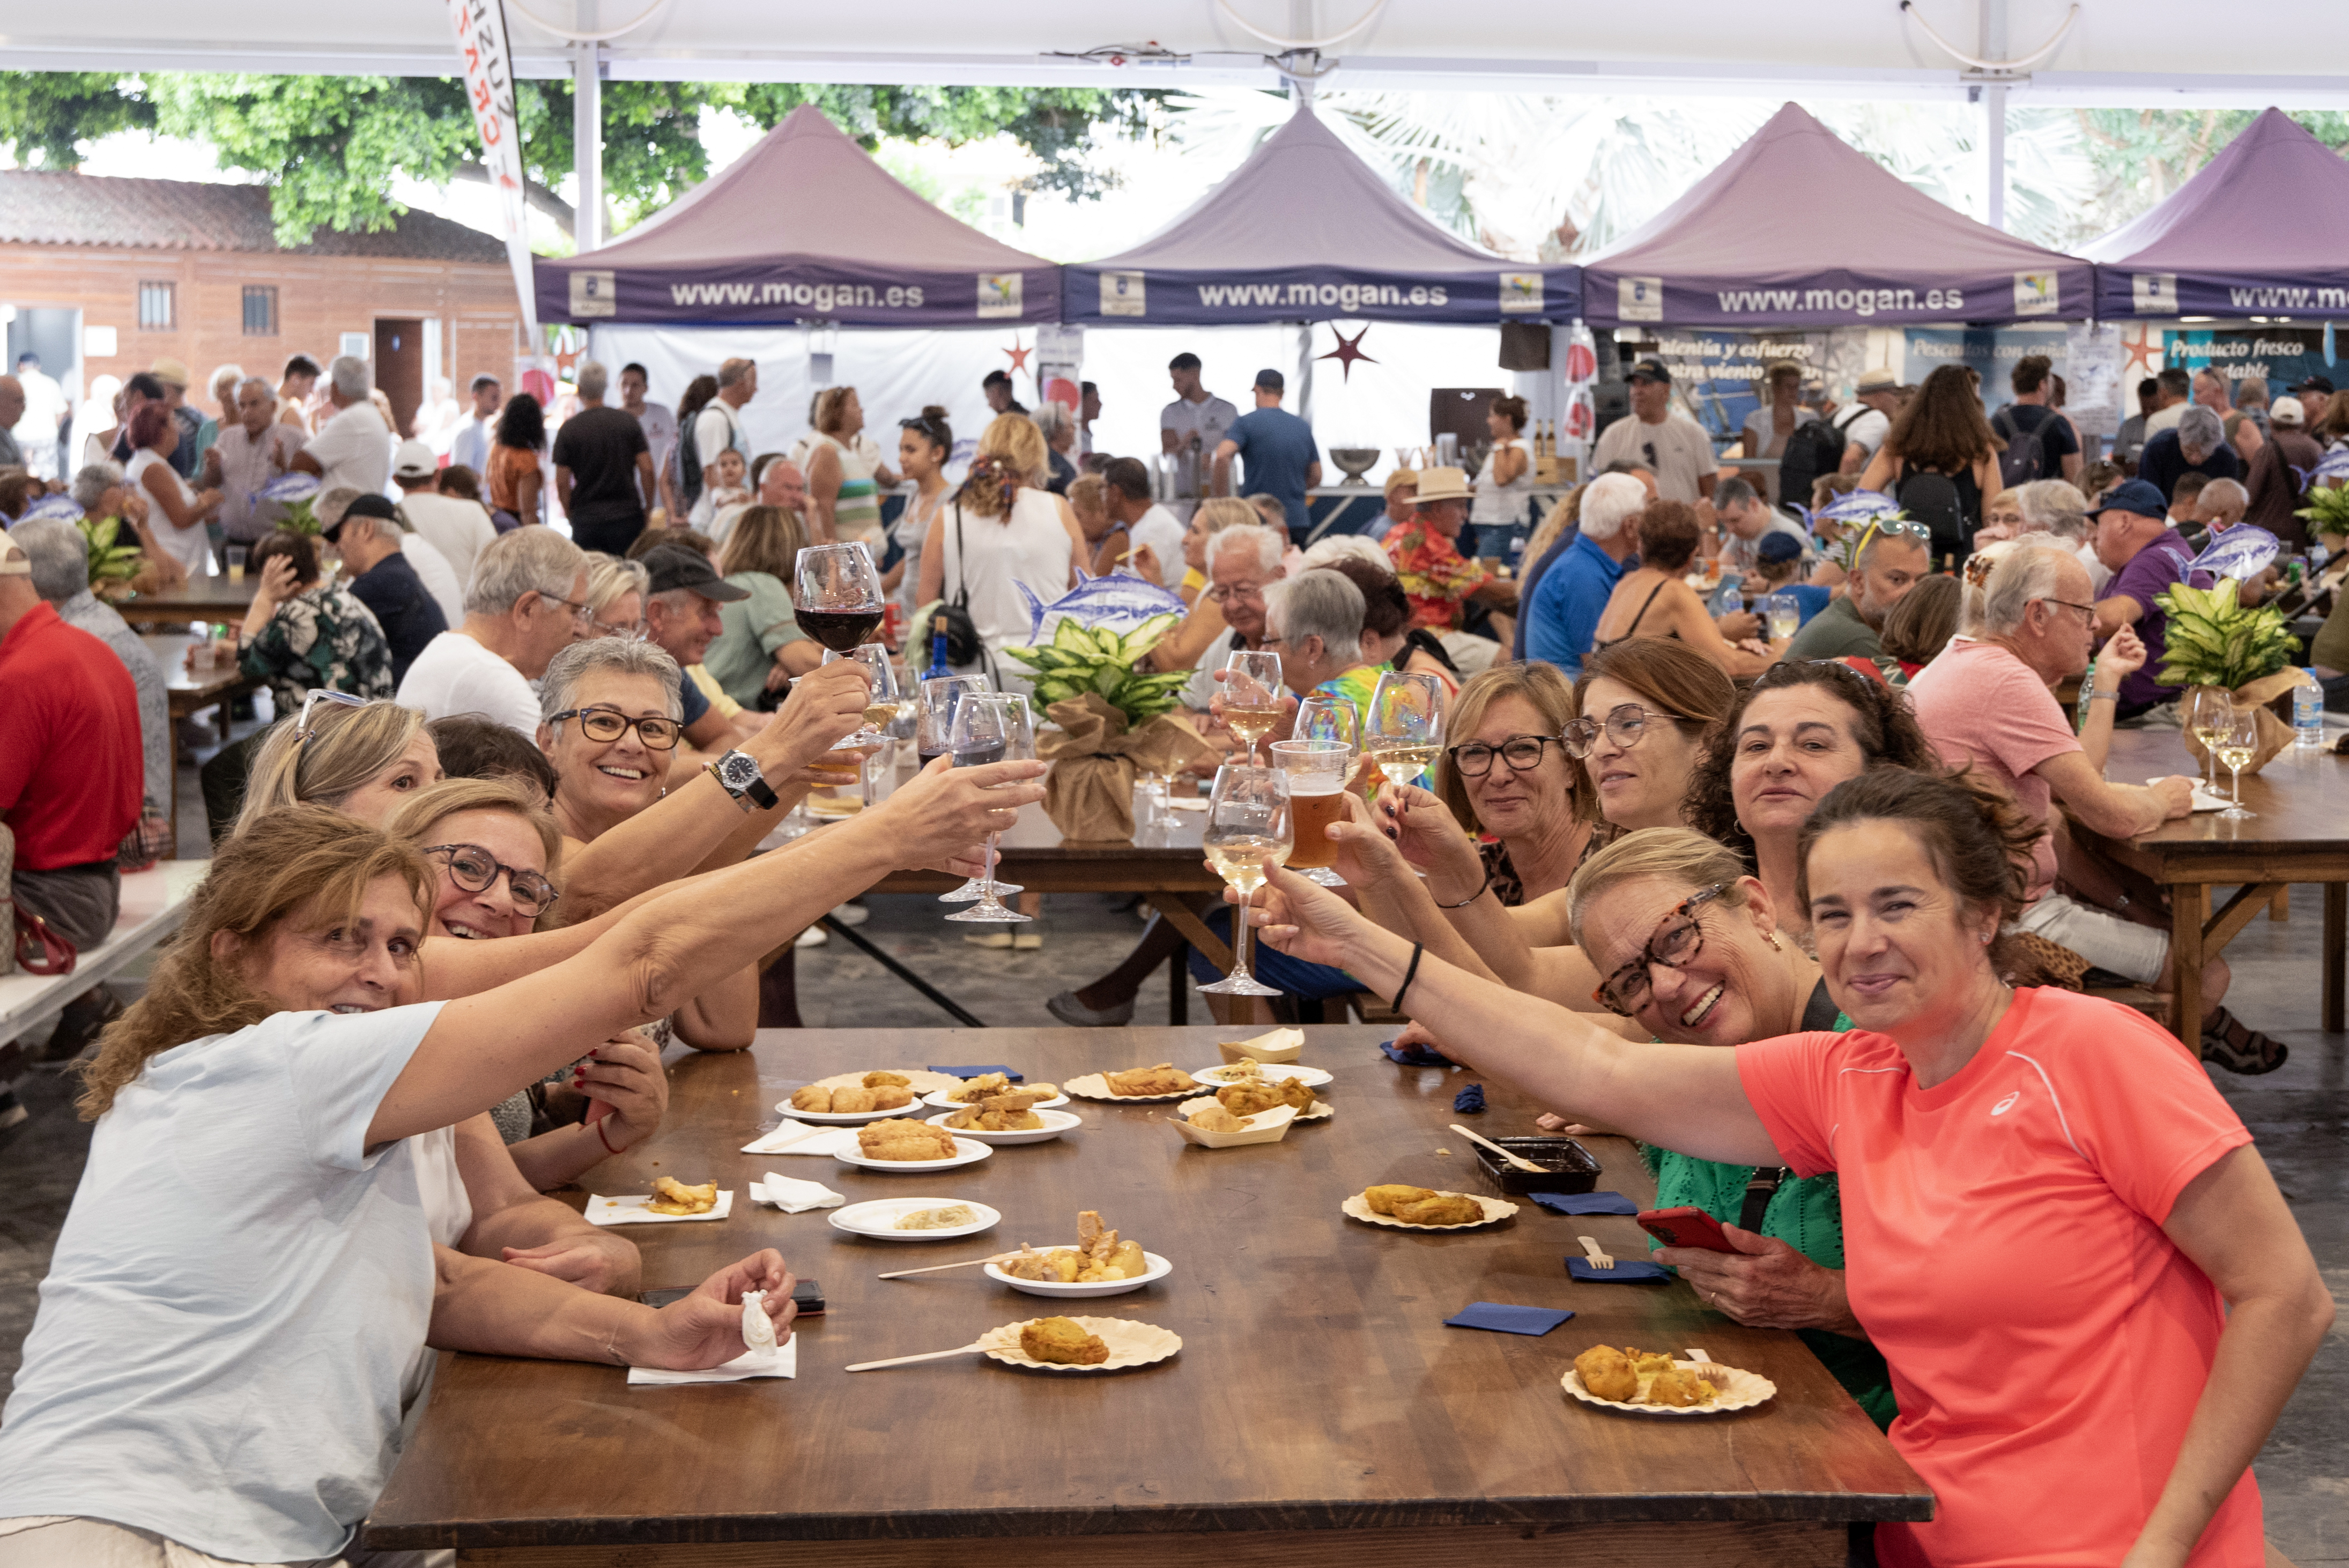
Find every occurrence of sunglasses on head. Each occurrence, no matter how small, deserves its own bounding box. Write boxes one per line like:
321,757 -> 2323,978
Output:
294,688 -> 369,741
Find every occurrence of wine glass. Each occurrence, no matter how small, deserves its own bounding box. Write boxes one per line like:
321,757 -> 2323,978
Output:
1270,739 -> 1349,888
1198,764 -> 1293,998
1294,693 -> 1359,752
1220,649 -> 1285,765
2214,703 -> 2258,820
794,543 -> 885,653
2184,686 -> 2231,792
824,644 -> 900,744
1364,670 -> 1447,792
917,675 -> 1014,903
943,694 -> 1035,925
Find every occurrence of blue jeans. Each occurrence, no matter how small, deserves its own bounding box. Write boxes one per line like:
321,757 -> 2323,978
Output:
1185,905 -> 1363,1000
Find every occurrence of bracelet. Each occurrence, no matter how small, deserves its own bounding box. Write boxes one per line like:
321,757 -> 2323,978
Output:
1390,942 -> 1426,1014
1435,868 -> 1493,909
2085,690 -> 2120,702
597,1116 -> 622,1154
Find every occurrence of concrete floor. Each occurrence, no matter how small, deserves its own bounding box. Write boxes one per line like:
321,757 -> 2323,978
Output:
0,723 -> 2340,1559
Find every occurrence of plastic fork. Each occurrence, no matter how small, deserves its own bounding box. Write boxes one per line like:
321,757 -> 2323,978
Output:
1576,1235 -> 1615,1270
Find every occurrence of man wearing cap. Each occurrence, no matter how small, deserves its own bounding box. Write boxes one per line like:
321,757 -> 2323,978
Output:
1592,359 -> 1716,505
324,493 -> 446,685
2245,395 -> 2324,549
1373,468 -> 1419,543
317,485 -> 465,631
2089,478 -> 2198,721
1160,353 -> 1238,501
200,376 -> 305,554
1212,369 -> 1321,539
149,360 -> 205,482
641,543 -> 755,752
391,438 -> 497,598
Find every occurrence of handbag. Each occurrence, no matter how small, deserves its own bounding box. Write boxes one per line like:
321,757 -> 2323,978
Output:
937,503 -> 983,667
16,909 -> 77,977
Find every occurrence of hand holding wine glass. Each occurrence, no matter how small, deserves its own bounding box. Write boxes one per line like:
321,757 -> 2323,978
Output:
1198,764 -> 1293,997
794,543 -> 885,653
942,694 -> 1036,925
1364,670 -> 1446,791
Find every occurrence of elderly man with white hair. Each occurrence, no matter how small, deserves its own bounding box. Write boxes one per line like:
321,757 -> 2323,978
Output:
1181,522 -> 1287,710
199,375 -> 304,554
1519,471 -> 1649,674
290,355 -> 391,495
1908,541 -> 2286,1074
395,525 -> 590,733
2138,404 -> 2242,507
2009,475 -> 2110,594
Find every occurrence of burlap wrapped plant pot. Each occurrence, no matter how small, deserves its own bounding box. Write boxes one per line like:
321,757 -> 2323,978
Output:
1037,695 -> 1219,842
2179,668 -> 2314,778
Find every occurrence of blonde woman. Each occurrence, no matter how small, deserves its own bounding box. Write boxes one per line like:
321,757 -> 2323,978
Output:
915,413 -> 1085,684
221,692 -> 444,842
583,552 -> 648,640
803,385 -> 894,548
709,504 -> 822,708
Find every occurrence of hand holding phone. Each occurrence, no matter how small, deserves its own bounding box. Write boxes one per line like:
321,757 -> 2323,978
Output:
1635,1206 -> 1738,1253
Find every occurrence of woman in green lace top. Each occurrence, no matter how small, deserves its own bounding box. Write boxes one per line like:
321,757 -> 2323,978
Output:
1562,827 -> 1896,1430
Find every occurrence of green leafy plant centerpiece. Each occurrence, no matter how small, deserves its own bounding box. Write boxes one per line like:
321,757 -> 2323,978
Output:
2294,481 -> 2349,548
1003,613 -> 1217,841
78,516 -> 144,600
1002,612 -> 1192,727
2152,578 -> 2299,691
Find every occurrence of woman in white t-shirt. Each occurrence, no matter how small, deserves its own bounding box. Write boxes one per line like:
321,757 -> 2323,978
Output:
124,401 -> 222,579
1470,393 -> 1533,532
917,413 -> 1087,690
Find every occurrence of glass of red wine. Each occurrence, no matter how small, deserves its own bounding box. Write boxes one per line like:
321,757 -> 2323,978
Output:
794,543 -> 885,653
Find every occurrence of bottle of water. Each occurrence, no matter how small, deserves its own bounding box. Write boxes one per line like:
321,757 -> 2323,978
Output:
2294,678 -> 2325,749
2076,657 -> 2097,730
1711,570 -> 1745,619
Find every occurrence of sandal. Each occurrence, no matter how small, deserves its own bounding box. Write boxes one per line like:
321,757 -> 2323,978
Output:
2199,1008 -> 2288,1075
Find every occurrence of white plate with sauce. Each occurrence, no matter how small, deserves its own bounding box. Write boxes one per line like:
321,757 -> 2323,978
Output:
828,1197 -> 1002,1242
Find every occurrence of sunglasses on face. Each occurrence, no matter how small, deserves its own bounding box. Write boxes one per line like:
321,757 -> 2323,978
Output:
421,843 -> 560,919
1447,734 -> 1563,778
1562,702 -> 1663,759
547,707 -> 682,750
1593,883 -> 1728,1015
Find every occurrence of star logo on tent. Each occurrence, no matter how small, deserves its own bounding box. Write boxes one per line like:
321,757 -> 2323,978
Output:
2122,324 -> 2163,378
1003,336 -> 1033,375
1317,325 -> 1377,381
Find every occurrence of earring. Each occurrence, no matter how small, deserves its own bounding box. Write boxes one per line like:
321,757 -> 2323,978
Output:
1765,931 -> 1782,951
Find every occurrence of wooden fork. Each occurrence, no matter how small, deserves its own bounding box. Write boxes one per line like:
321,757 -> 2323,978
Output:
1576,1235 -> 1615,1270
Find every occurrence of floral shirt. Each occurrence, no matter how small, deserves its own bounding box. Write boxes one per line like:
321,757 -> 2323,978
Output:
1385,521 -> 1492,631
241,584 -> 395,713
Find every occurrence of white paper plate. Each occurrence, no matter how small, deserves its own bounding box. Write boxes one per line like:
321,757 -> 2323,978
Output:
1193,1061 -> 1333,1089
833,1135 -> 994,1173
921,1087 -> 1070,1112
1339,1191 -> 1517,1231
1561,1358 -> 1777,1416
586,1189 -> 735,1226
774,1096 -> 926,1125
1063,1071 -> 1204,1103
829,1197 -> 1002,1242
813,1068 -> 966,1094
922,1108 -> 1081,1146
985,1248 -> 1173,1297
977,1316 -> 1182,1370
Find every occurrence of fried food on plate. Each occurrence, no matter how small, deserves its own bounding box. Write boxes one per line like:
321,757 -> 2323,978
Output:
1001,1210 -> 1152,1283
868,1085 -> 914,1111
1364,1184 -> 1434,1216
1021,1316 -> 1109,1365
1215,1080 -> 1286,1117
1644,1367 -> 1715,1407
789,1085 -> 832,1113
646,1177 -> 718,1216
894,1205 -> 978,1231
855,1118 -> 960,1162
1103,1063 -> 1196,1097
945,1094 -> 1045,1132
829,1085 -> 878,1114
1390,1193 -> 1484,1227
1625,1348 -> 1677,1376
1272,1076 -> 1316,1112
863,1071 -> 912,1089
1574,1346 -> 1638,1403
1185,1102 -> 1246,1132
1003,1244 -> 1083,1283
949,1072 -> 1013,1102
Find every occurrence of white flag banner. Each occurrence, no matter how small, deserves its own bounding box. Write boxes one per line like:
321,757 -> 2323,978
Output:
447,0 -> 539,339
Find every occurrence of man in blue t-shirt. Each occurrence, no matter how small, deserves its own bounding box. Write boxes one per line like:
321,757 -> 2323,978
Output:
1213,368 -> 1321,538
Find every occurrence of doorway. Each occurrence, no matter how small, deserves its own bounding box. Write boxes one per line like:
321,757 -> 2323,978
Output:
374,317 -> 425,437
3,306 -> 83,480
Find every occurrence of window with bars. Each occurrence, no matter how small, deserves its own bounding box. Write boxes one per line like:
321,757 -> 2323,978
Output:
242,285 -> 279,336
137,281 -> 175,331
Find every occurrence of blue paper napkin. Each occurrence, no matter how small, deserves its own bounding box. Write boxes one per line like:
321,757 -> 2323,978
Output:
927,1065 -> 1023,1083
1567,1257 -> 1670,1282
1380,1038 -> 1453,1067
1453,1082 -> 1486,1113
1444,1302 -> 1575,1336
1528,1190 -> 1638,1216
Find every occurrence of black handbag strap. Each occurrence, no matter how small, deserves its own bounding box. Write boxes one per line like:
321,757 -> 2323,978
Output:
952,502 -> 972,610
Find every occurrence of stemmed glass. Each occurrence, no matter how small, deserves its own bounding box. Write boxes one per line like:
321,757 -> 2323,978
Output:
1294,693 -> 1359,752
1198,764 -> 1293,998
1270,739 -> 1350,888
942,694 -> 1035,925
918,675 -> 1016,903
794,543 -> 885,654
2184,686 -> 2231,792
1219,649 -> 1285,765
1364,670 -> 1447,791
824,644 -> 900,744
2214,702 -> 2258,820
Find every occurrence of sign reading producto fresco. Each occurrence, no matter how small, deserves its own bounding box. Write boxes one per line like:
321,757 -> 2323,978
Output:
2160,326 -> 2344,397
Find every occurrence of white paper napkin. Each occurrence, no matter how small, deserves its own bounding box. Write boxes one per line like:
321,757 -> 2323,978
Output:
740,1121 -> 859,1157
584,1189 -> 736,1227
2150,776 -> 2237,813
627,1336 -> 797,1386
748,1171 -> 845,1212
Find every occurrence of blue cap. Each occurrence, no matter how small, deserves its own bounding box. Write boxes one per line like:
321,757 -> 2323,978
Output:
1757,531 -> 1804,564
2087,478 -> 2169,521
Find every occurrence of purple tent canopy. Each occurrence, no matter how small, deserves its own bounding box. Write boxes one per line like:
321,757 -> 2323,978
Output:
1581,103 -> 2091,328
2084,109 -> 2349,318
534,106 -> 1057,328
1061,107 -> 1577,326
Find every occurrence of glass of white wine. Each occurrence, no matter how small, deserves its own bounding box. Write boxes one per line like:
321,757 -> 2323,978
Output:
917,675 -> 1015,903
1294,693 -> 1359,752
1198,764 -> 1292,998
2184,686 -> 2232,792
1221,649 -> 1286,765
2214,702 -> 2258,820
822,644 -> 898,744
1364,670 -> 1447,791
943,693 -> 1036,924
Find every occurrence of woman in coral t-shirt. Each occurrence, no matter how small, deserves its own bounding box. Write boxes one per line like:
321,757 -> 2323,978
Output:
1246,766 -> 2328,1568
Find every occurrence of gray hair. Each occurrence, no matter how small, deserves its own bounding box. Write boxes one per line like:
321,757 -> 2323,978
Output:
315,485 -> 363,529
465,525 -> 587,616
1980,541 -> 2079,637
2012,478 -> 2091,541
7,518 -> 89,602
1032,402 -> 1071,440
539,634 -> 684,724
1208,522 -> 1286,579
1712,474 -> 1758,509
1300,534 -> 1389,572
1265,569 -> 1365,665
2200,478 -> 2249,516
1579,472 -> 1649,543
2177,405 -> 2224,460
328,355 -> 370,402
70,462 -> 123,512
236,375 -> 274,403
208,362 -> 246,396
574,360 -> 609,402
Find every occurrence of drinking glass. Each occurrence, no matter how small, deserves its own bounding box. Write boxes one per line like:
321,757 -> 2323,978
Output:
1763,592 -> 1800,641
2184,686 -> 2231,791
1198,764 -> 1293,997
1270,739 -> 1350,888
943,694 -> 1036,924
225,545 -> 248,583
917,675 -> 1013,902
794,543 -> 885,653
1220,649 -> 1285,764
824,644 -> 899,744
1293,694 -> 1360,752
2215,703 -> 2258,820
1364,670 -> 1447,791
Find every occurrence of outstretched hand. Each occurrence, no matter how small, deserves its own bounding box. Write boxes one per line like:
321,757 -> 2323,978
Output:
1655,1224 -> 1859,1335
1231,860 -> 1374,972
871,754 -> 1048,871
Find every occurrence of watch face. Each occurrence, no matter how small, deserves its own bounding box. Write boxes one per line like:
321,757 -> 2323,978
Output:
720,752 -> 759,789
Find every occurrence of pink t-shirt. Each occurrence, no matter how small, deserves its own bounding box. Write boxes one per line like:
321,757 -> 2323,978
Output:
1905,639 -> 2078,896
1736,987 -> 2258,1568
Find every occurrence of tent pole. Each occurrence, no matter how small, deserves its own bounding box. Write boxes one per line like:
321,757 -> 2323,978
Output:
1980,0 -> 2007,232
1295,321 -> 1315,430
573,20 -> 604,252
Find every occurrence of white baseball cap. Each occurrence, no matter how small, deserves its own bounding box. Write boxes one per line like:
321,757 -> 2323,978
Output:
2272,396 -> 2307,428
392,440 -> 437,480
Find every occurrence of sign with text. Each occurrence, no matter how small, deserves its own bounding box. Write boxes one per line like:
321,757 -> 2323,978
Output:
446,0 -> 537,339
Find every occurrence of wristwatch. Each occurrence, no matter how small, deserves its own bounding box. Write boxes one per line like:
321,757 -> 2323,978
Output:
708,749 -> 779,813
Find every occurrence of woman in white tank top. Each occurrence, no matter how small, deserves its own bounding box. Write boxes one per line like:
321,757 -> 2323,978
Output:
916,413 -> 1085,691
125,403 -> 223,579
1469,393 -> 1533,530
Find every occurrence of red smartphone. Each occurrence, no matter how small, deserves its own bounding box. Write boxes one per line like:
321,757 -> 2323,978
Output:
1636,1206 -> 1738,1253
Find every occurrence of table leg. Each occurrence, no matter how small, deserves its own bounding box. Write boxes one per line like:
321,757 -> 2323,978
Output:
2271,885 -> 2290,923
2170,882 -> 2207,1043
1166,944 -> 1187,1027
2326,883 -> 2345,1032
1144,894 -> 1232,974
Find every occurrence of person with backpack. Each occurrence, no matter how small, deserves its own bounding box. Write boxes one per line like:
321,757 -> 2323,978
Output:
1857,365 -> 2004,567
1774,380 -> 1856,517
1990,353 -> 2082,488
679,358 -> 755,517
1739,360 -> 1818,507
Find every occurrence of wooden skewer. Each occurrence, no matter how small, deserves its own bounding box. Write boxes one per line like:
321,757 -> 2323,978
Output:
843,1342 -> 988,1372
1449,1123 -> 1544,1172
876,1252 -> 1017,1281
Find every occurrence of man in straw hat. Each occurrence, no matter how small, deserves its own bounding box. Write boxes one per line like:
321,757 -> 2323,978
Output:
1383,463 -> 1515,659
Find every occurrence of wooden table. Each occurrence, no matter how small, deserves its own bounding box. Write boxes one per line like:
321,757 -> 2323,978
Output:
112,574 -> 256,626
142,632 -> 261,826
367,1027 -> 1930,1566
0,860 -> 208,1052
2071,728 -> 2349,1038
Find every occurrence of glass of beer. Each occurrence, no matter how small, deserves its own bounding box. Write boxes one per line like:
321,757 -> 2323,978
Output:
225,545 -> 248,583
1220,649 -> 1285,764
1270,739 -> 1350,887
1198,763 -> 1292,997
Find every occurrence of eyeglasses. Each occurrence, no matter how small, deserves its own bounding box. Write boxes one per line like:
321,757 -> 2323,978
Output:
1562,702 -> 1664,759
535,591 -> 596,626
592,616 -> 647,641
1592,883 -> 1728,1015
546,707 -> 682,749
421,843 -> 560,919
1205,582 -> 1268,604
294,687 -> 368,741
1447,734 -> 1563,777
2039,596 -> 2098,619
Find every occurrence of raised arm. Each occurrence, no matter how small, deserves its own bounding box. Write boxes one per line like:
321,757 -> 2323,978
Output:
805,442 -> 842,545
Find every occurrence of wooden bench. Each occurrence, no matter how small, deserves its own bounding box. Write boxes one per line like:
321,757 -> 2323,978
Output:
1,860 -> 210,1064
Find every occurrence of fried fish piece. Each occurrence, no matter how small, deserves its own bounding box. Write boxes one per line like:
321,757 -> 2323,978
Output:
863,1071 -> 912,1088
1272,1076 -> 1317,1112
1643,1366 -> 1711,1407
829,1085 -> 878,1114
645,1176 -> 718,1216
868,1085 -> 914,1111
855,1118 -> 959,1162
945,1096 -> 1044,1132
1185,1102 -> 1246,1132
1364,1184 -> 1435,1216
1391,1192 -> 1484,1227
1107,1240 -> 1147,1278
1220,1057 -> 1265,1079
1020,1316 -> 1109,1365
1103,1063 -> 1196,1097
1574,1346 -> 1638,1402
1025,1082 -> 1059,1099
789,1085 -> 833,1113
950,1072 -> 1012,1102
1626,1348 -> 1678,1376
1215,1080 -> 1286,1117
